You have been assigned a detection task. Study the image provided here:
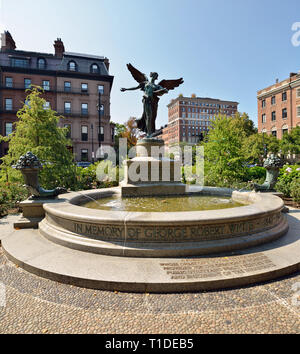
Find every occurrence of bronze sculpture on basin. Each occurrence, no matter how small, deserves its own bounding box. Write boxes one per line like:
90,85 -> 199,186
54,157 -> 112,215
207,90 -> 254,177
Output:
121,63 -> 184,137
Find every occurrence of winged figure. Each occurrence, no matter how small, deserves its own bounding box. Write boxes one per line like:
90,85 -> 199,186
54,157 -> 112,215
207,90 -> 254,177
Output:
121,63 -> 184,137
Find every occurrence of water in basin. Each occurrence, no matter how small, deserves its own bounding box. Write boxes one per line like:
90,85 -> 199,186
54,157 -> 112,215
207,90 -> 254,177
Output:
83,194 -> 247,212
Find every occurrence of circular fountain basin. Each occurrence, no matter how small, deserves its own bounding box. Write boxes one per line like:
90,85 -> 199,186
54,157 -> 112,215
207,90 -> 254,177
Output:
83,194 -> 247,212
39,186 -> 288,258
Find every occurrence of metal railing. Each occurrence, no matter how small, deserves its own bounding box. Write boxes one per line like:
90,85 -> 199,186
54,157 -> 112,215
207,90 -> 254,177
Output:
0,83 -> 90,95
58,110 -> 90,118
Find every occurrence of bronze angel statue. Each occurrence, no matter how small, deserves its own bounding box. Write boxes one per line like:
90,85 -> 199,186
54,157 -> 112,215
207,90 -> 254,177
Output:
121,63 -> 184,137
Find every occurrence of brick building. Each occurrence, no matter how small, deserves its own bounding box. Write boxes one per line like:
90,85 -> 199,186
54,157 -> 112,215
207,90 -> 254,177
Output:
158,96 -> 238,144
0,31 -> 114,162
257,72 -> 300,139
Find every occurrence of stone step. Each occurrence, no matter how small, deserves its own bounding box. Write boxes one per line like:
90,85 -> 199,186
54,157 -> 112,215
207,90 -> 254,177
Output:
2,210 -> 300,293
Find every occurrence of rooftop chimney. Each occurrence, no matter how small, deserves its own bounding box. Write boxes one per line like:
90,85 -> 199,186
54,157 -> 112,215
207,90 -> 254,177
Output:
54,38 -> 65,58
1,31 -> 16,51
104,57 -> 110,72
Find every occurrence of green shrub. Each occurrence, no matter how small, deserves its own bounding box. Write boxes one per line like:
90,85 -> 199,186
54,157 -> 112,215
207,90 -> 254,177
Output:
290,178 -> 300,203
247,166 -> 266,180
74,162 -> 119,191
0,182 -> 27,216
275,165 -> 300,197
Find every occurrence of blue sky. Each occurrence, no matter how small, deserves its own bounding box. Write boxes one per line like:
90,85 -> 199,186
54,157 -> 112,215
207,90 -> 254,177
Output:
1,0 -> 300,128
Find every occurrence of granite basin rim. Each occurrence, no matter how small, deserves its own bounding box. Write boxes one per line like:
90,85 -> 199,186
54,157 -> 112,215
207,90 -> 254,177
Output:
42,186 -> 285,225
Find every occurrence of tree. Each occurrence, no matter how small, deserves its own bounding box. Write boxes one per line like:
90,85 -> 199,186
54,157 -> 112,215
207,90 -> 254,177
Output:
0,87 -> 76,189
265,134 -> 280,155
242,132 -> 279,166
280,126 -> 300,157
243,133 -> 266,165
121,117 -> 142,150
233,112 -> 257,137
204,114 -> 248,186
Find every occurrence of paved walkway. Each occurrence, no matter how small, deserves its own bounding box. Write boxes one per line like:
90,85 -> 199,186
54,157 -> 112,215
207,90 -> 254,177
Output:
0,212 -> 299,334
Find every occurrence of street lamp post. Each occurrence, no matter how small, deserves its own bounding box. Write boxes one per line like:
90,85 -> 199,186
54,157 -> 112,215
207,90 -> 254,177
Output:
97,91 -> 102,160
91,123 -> 94,164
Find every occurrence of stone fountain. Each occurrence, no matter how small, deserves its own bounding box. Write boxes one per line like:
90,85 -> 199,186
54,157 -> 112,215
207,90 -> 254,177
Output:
3,136 -> 299,292
2,65 -> 300,292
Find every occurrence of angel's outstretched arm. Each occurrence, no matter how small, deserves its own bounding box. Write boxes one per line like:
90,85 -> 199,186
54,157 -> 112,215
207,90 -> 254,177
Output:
154,87 -> 168,95
120,84 -> 141,92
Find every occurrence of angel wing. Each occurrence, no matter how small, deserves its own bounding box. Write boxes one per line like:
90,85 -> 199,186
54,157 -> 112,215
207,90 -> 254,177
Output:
126,63 -> 148,84
158,78 -> 184,90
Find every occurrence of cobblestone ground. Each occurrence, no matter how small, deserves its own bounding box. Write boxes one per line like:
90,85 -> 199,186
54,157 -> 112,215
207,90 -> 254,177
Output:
0,244 -> 299,334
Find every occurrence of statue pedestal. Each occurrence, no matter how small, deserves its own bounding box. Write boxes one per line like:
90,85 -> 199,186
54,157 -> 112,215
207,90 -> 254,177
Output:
120,138 -> 186,197
14,198 -> 64,229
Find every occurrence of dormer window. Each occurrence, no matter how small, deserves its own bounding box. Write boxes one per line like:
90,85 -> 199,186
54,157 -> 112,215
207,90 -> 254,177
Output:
91,63 -> 100,73
37,58 -> 46,69
68,61 -> 77,71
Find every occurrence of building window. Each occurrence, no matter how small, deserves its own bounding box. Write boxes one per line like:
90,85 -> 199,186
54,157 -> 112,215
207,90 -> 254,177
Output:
98,126 -> 104,142
5,77 -> 13,88
297,106 -> 300,117
271,96 -> 276,105
11,58 -> 29,68
24,78 -> 31,89
5,98 -> 13,111
64,124 -> 71,139
282,128 -> 288,135
271,111 -> 276,121
43,101 -> 50,110
282,92 -> 287,101
37,58 -> 46,69
282,108 -> 287,119
42,80 -> 50,91
297,88 -> 300,98
91,64 -> 100,73
81,149 -> 88,161
68,61 -> 77,71
64,81 -> 71,92
98,85 -> 104,94
5,122 -> 13,136
81,103 -> 88,115
271,130 -> 277,137
64,102 -> 71,114
81,83 -> 88,93
81,125 -> 88,141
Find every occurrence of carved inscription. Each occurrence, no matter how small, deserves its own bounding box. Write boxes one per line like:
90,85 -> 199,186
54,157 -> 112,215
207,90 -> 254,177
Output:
70,212 -> 282,242
160,253 -> 276,280
74,223 -> 123,239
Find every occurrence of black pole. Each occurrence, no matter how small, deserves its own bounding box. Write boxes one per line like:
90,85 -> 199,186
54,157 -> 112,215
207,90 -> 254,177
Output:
97,91 -> 102,160
91,123 -> 94,164
98,92 -> 101,148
